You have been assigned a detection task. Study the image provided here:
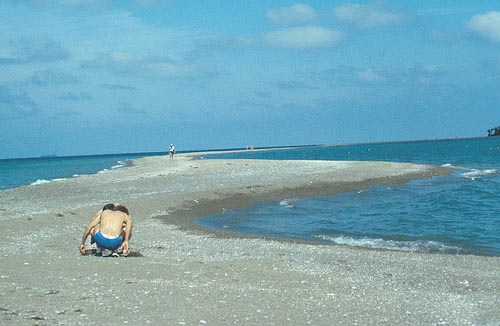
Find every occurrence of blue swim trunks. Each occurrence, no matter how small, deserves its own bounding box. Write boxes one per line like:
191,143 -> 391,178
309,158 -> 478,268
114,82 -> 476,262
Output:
94,231 -> 123,250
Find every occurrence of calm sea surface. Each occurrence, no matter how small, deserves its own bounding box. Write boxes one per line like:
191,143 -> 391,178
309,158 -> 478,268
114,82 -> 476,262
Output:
0,152 -> 162,190
199,138 -> 500,256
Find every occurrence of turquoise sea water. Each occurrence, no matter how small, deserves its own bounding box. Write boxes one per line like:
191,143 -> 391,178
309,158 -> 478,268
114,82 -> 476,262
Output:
199,138 -> 500,256
0,152 -> 159,191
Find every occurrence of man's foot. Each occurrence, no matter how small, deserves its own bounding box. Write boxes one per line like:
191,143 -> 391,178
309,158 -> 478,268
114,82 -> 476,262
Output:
83,243 -> 98,255
116,247 -> 129,257
102,249 -> 112,257
85,243 -> 97,250
111,251 -> 120,257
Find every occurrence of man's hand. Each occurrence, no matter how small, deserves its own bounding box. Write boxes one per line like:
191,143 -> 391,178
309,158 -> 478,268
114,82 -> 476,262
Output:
119,240 -> 129,253
79,244 -> 86,255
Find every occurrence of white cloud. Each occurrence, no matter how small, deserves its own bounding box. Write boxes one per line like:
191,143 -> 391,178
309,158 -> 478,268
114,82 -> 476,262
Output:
197,36 -> 259,51
51,0 -> 104,4
118,102 -> 145,114
132,0 -> 176,7
31,68 -> 78,86
426,29 -> 465,44
333,2 -> 406,28
81,52 -> 216,79
58,92 -> 92,101
421,64 -> 439,73
265,26 -> 343,49
14,0 -> 111,10
0,40 -> 69,65
0,85 -> 37,118
15,0 -> 174,10
266,3 -> 318,25
316,64 -> 441,87
101,83 -> 137,91
357,69 -> 380,82
467,11 -> 500,42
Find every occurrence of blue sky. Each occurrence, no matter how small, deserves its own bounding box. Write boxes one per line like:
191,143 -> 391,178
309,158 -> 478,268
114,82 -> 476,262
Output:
1,1 -> 500,158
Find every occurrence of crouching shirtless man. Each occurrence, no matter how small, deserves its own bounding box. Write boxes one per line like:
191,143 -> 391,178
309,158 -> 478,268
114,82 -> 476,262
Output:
79,203 -> 133,256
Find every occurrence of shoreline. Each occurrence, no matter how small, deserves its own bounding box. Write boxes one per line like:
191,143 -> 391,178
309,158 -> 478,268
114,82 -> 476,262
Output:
159,159 -> 443,245
159,152 -> 451,249
1,153 -> 499,325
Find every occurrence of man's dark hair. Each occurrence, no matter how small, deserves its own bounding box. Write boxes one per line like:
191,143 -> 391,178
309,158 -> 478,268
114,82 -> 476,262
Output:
114,205 -> 129,215
102,203 -> 115,211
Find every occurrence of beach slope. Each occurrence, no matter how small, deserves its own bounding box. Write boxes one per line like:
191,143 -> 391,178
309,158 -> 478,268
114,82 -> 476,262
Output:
0,154 -> 498,325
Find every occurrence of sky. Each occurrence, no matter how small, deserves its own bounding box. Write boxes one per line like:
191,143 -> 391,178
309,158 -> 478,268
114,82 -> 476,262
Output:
1,0 -> 500,159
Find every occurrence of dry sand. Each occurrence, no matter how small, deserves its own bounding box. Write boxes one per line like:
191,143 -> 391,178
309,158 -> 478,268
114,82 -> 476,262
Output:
0,153 -> 499,325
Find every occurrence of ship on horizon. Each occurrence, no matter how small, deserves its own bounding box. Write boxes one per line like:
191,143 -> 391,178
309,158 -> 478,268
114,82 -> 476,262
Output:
488,126 -> 500,137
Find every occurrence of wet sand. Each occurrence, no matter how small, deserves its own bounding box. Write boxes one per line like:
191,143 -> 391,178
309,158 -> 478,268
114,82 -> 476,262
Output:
0,153 -> 499,325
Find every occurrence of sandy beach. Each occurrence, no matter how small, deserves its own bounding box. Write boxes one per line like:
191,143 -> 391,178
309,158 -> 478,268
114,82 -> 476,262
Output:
1,153 -> 499,325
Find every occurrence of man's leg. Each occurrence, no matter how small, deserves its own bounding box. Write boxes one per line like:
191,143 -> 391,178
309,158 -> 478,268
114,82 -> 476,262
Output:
120,223 -> 133,240
82,228 -> 100,255
102,248 -> 113,257
118,225 -> 132,256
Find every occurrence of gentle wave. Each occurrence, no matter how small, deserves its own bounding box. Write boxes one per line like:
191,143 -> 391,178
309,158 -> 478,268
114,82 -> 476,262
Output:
30,178 -> 67,186
441,163 -> 499,180
314,235 -> 465,254
441,163 -> 468,170
30,179 -> 51,185
111,160 -> 128,169
29,161 -> 128,186
199,138 -> 500,256
279,198 -> 297,208
97,160 -> 128,174
461,168 -> 498,180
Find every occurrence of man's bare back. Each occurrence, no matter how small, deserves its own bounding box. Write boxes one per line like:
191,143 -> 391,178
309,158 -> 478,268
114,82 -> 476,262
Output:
98,210 -> 130,237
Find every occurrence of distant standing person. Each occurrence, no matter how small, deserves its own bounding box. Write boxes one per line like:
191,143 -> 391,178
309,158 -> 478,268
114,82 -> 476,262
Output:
168,144 -> 176,160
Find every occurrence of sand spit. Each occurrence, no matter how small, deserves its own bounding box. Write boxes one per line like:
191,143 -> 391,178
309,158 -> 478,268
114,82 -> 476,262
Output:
0,154 -> 498,325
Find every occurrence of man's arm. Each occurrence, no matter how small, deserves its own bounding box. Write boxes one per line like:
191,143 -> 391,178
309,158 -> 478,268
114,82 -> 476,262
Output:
119,214 -> 132,252
79,213 -> 101,255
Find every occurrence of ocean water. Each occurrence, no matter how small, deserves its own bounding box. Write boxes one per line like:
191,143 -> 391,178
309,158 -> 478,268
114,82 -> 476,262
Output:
198,138 -> 500,257
0,148 -> 237,191
0,152 -> 161,190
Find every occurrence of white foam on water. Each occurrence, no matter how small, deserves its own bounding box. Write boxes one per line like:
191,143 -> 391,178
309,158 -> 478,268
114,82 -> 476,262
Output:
441,163 -> 466,170
30,177 -> 68,186
279,198 -> 297,208
356,189 -> 367,194
461,168 -> 498,180
441,163 -> 498,180
111,160 -> 127,169
97,161 -> 127,174
314,235 -> 464,254
30,179 -> 51,185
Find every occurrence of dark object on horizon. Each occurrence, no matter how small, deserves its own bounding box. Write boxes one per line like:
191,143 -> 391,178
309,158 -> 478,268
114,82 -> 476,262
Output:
488,126 -> 500,137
